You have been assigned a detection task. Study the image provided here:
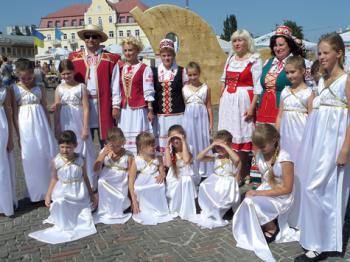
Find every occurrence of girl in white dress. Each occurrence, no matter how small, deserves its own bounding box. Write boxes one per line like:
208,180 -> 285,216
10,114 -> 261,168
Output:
275,56 -> 313,228
129,132 -> 173,225
12,58 -> 57,202
116,37 -> 155,154
182,62 -> 213,178
165,125 -> 198,220
93,127 -> 132,224
0,84 -> 15,216
54,59 -> 97,190
189,130 -> 241,229
29,131 -> 97,244
296,33 -> 350,262
232,124 -> 296,262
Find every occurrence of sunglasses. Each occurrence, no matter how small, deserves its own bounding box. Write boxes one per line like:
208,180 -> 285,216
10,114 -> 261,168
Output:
84,34 -> 100,40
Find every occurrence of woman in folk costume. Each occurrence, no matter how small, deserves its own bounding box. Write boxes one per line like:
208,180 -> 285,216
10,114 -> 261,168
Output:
69,24 -> 121,148
232,124 -> 297,262
115,37 -> 155,154
153,39 -> 188,153
296,33 -> 350,262
218,29 -> 263,184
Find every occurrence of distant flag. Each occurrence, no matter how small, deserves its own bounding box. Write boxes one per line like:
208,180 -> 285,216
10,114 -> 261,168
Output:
55,27 -> 64,41
32,28 -> 45,48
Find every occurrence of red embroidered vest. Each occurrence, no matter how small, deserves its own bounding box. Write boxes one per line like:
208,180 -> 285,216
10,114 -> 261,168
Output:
225,62 -> 254,93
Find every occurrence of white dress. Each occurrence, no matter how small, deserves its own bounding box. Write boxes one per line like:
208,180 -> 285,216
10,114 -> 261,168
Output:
133,156 -> 174,225
117,63 -> 155,154
29,154 -> 96,244
232,150 -> 298,262
0,87 -> 14,216
13,84 -> 57,202
166,153 -> 197,220
299,74 -> 350,253
189,156 -> 240,229
218,54 -> 262,149
182,84 -> 213,178
57,83 -> 97,190
94,150 -> 132,224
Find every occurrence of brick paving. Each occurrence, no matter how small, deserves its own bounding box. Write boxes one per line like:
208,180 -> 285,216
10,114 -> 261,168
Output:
0,89 -> 349,261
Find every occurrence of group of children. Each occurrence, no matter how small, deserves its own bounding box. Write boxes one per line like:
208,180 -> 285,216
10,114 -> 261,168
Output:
0,31 -> 350,262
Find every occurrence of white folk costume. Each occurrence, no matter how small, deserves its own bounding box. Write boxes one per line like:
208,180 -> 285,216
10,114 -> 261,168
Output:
0,87 -> 14,216
218,53 -> 262,151
189,155 -> 240,229
29,154 -> 96,244
279,86 -> 312,228
232,150 -> 298,262
133,155 -> 174,225
117,62 -> 155,154
56,83 -> 97,190
94,150 -> 132,224
182,84 -> 213,177
13,84 -> 57,202
166,153 -> 198,220
299,74 -> 350,253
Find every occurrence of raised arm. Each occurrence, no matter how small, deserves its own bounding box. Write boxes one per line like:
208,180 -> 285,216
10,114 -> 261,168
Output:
196,143 -> 215,162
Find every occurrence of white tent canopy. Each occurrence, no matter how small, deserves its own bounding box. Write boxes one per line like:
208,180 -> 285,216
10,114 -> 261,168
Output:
341,31 -> 350,42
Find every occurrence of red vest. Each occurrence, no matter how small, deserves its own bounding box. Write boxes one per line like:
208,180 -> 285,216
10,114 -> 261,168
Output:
225,62 -> 254,93
119,63 -> 147,109
68,50 -> 121,139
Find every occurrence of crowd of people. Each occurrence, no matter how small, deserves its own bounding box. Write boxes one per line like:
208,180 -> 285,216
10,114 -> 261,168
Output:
0,23 -> 349,262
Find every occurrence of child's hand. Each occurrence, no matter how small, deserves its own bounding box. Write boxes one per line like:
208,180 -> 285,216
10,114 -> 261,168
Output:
90,194 -> 98,210
81,128 -> 89,140
155,173 -> 165,184
132,200 -> 140,214
244,107 -> 254,122
337,148 -> 349,168
50,102 -> 59,112
45,194 -> 51,207
245,190 -> 258,198
147,110 -> 154,123
112,108 -> 120,121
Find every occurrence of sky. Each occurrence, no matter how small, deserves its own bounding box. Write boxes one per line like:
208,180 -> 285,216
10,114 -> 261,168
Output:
1,0 -> 350,42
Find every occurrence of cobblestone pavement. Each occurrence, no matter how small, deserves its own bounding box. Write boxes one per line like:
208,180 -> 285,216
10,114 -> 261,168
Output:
1,89 -> 349,261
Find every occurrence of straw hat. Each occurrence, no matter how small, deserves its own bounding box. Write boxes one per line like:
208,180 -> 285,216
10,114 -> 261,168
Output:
78,24 -> 108,42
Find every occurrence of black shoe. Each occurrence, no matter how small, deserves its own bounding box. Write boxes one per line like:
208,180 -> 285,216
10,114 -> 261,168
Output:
294,251 -> 327,261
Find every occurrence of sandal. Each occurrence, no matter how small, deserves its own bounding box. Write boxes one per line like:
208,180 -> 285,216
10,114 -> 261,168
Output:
294,250 -> 327,261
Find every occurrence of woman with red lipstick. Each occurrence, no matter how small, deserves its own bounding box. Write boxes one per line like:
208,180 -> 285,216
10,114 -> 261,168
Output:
218,29 -> 262,184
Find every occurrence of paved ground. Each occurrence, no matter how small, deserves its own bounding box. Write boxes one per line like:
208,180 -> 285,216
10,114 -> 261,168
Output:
1,88 -> 350,261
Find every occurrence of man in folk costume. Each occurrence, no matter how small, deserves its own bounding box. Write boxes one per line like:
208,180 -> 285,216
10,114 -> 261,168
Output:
68,24 -> 121,147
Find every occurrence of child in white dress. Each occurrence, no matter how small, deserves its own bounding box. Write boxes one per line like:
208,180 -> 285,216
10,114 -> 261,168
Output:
12,58 -> 57,202
129,132 -> 173,225
232,124 -> 297,262
190,130 -> 241,229
182,62 -> 213,178
29,131 -> 97,244
93,127 -> 132,224
54,59 -> 97,190
0,84 -> 15,216
165,125 -> 198,220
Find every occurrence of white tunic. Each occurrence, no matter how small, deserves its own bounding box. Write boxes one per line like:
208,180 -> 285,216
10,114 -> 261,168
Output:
13,84 -> 57,202
232,150 -> 297,262
182,84 -> 213,178
94,151 -> 132,224
117,62 -> 155,154
166,153 -> 197,220
300,74 -> 350,253
57,83 -> 97,190
132,156 -> 174,225
0,87 -> 14,216
189,156 -> 240,229
29,154 -> 96,244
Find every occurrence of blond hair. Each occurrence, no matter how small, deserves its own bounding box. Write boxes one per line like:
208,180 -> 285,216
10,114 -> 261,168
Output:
136,132 -> 155,154
107,127 -> 125,143
231,29 -> 256,54
121,36 -> 144,52
319,33 -> 345,70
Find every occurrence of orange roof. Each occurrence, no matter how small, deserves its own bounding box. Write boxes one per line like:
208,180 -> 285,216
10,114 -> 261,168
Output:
43,4 -> 90,18
112,0 -> 148,14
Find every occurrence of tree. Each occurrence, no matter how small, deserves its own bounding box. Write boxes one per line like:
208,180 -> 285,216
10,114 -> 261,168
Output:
283,20 -> 304,39
220,15 -> 237,41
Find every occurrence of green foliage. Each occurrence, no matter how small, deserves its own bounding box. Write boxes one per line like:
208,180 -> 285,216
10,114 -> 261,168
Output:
220,14 -> 237,41
283,20 -> 304,39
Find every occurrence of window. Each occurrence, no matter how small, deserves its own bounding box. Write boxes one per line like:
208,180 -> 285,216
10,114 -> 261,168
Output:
47,21 -> 53,28
98,17 -> 102,26
80,19 -> 84,26
109,16 -> 113,23
72,19 -> 77,26
71,33 -> 75,39
7,47 -> 11,54
135,29 -> 140,36
118,16 -> 125,23
63,34 -> 67,40
127,16 -> 134,23
63,20 -> 69,27
55,21 -> 61,27
64,46 -> 68,50
88,17 -> 92,25
47,34 -> 51,41
1,47 -> 5,54
119,31 -> 123,37
12,48 -> 17,56
109,31 -> 114,38
126,30 -> 131,37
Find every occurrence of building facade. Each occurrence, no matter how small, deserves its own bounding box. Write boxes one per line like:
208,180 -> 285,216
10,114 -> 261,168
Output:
37,0 -> 149,55
0,35 -> 35,60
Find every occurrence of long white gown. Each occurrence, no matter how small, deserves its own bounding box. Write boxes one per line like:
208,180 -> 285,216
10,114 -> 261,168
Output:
94,151 -> 132,224
57,83 -> 97,190
182,84 -> 213,178
299,74 -> 350,253
232,150 -> 298,262
189,155 -> 240,229
132,156 -> 174,225
13,84 -> 57,202
279,86 -> 312,227
0,87 -> 14,216
166,153 -> 197,220
29,154 -> 96,244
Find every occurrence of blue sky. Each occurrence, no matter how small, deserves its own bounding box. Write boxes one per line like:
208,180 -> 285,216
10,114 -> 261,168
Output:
1,0 -> 349,41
